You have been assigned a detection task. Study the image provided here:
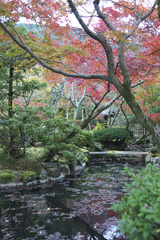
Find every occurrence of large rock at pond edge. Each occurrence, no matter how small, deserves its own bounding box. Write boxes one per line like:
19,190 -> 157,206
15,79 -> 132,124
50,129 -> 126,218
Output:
75,149 -> 88,165
145,152 -> 151,163
39,168 -> 48,179
90,142 -> 104,152
61,164 -> 70,176
41,162 -> 61,178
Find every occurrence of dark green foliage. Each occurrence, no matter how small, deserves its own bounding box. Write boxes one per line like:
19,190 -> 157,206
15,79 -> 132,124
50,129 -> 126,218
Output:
0,105 -> 46,159
81,130 -> 94,147
111,163 -> 160,240
71,130 -> 93,148
71,134 -> 87,148
40,117 -> 90,165
93,127 -> 133,144
61,144 -> 80,167
0,54 -> 47,160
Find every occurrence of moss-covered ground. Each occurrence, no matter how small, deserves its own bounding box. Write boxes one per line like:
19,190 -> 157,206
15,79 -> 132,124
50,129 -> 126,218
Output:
0,147 -> 46,183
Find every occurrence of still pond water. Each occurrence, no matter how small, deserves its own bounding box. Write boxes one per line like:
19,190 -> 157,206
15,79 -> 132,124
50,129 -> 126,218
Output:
0,161 -> 144,240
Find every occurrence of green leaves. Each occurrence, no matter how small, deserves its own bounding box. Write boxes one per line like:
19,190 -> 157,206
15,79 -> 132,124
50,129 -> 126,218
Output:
39,115 -> 91,166
93,127 -> 133,143
111,163 -> 160,240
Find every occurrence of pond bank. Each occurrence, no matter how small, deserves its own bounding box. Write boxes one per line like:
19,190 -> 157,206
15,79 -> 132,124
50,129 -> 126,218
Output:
0,162 -> 86,191
89,150 -> 149,162
0,150 -> 160,191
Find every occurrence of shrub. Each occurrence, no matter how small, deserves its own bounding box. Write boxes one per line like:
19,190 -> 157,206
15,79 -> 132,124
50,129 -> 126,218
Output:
93,127 -> 133,144
92,122 -> 107,132
0,106 -> 46,159
19,171 -> 36,180
0,171 -> 15,183
61,144 -> 88,169
71,134 -> 87,148
82,130 -> 94,147
71,130 -> 93,148
111,163 -> 160,240
41,118 -> 91,166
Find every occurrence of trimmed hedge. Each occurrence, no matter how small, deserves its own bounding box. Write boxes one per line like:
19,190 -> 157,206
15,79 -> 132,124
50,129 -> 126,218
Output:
93,127 -> 133,144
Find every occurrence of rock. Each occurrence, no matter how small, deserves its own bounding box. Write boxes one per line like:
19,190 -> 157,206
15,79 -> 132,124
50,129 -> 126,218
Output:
153,157 -> 159,164
23,175 -> 36,183
61,164 -> 70,176
13,172 -> 20,183
41,162 -> 61,178
76,150 -> 88,164
39,168 -> 48,179
145,152 -> 152,163
90,142 -> 104,151
74,162 -> 86,174
26,180 -> 38,186
81,148 -> 89,158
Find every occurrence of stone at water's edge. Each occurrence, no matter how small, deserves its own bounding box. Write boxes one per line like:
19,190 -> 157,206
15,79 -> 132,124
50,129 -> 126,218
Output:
89,151 -> 149,162
0,149 -> 88,190
89,150 -> 160,167
0,150 -> 159,191
39,168 -> 48,179
41,162 -> 61,177
145,152 -> 152,163
0,161 -> 87,191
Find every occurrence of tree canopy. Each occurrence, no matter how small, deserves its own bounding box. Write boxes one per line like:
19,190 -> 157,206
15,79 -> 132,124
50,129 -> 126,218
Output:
0,0 -> 160,146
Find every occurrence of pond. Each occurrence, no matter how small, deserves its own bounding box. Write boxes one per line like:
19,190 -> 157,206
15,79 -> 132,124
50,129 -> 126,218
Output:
0,161 -> 145,240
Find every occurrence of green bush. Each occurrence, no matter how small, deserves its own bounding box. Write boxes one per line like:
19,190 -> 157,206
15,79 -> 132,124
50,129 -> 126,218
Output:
71,134 -> 87,148
40,117 -> 91,166
72,130 -> 93,148
93,127 -> 133,144
19,171 -> 36,180
80,130 -> 94,147
0,105 -> 46,159
0,171 -> 15,183
111,163 -> 160,240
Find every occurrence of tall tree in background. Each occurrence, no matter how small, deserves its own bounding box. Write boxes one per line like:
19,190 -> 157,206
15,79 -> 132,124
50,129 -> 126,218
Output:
0,0 -> 160,146
0,29 -> 46,160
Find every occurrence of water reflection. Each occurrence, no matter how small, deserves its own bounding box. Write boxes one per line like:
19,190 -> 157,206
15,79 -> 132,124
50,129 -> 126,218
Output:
0,162 -> 144,239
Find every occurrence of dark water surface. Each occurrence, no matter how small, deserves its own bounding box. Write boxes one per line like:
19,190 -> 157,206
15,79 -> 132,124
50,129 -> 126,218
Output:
0,161 -> 144,240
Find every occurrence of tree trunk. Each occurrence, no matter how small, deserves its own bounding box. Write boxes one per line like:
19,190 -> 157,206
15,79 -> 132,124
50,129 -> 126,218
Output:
80,116 -> 93,129
8,67 -> 16,159
51,79 -> 65,113
119,85 -> 160,148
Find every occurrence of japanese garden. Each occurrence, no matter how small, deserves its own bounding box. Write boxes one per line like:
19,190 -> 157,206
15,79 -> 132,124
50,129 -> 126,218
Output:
0,0 -> 160,239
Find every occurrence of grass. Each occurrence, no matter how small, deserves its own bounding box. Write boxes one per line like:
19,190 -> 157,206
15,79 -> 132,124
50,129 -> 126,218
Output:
0,169 -> 36,183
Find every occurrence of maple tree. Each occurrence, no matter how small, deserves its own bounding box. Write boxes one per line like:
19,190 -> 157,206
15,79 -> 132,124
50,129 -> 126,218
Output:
0,0 -> 160,146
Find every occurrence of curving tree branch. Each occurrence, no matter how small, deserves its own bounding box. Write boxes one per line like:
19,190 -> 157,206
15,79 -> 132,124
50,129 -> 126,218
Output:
0,21 -> 109,82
